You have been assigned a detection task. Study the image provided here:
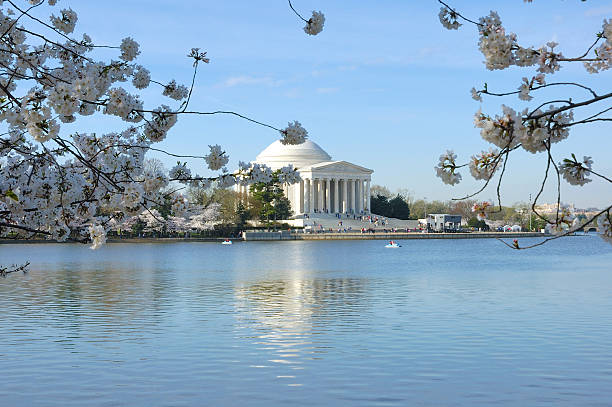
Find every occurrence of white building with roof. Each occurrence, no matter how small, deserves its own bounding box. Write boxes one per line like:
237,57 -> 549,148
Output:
237,140 -> 373,216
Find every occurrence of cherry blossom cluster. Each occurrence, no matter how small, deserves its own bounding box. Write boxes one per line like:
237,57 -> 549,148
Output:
470,104 -> 573,156
584,20 -> 612,73
276,164 -> 301,184
471,201 -> 491,221
518,107 -> 573,154
517,74 -> 545,101
438,7 -> 461,30
280,121 -> 308,145
114,205 -> 220,235
544,207 -> 575,235
304,11 -> 325,36
169,162 -> 193,181
0,2 -> 310,252
434,150 -> 462,185
204,145 -> 229,171
235,161 -> 300,186
598,211 -> 612,244
473,105 -> 521,149
558,155 -> 593,186
438,3 -> 610,246
469,148 -> 501,181
88,224 -> 106,250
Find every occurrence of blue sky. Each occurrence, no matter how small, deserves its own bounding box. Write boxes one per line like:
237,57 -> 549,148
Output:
53,1 -> 612,208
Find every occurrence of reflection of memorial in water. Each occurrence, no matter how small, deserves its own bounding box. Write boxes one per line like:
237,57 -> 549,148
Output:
233,275 -> 369,385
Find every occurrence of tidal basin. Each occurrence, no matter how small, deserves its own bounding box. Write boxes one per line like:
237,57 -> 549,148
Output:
1,237 -> 611,406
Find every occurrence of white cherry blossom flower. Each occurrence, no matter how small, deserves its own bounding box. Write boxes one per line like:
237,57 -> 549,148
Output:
280,121 -> 308,145
472,201 -> 491,221
88,224 -> 106,250
559,155 -> 593,186
469,148 -> 501,180
474,106 -> 521,149
120,37 -> 140,62
132,66 -> 151,89
204,145 -> 229,171
434,150 -> 462,185
304,11 -> 325,35
439,7 -> 461,30
277,164 -> 301,184
169,162 -> 192,180
162,80 -> 189,100
518,77 -> 532,101
598,211 -> 612,245
470,87 -> 482,102
50,8 -> 77,34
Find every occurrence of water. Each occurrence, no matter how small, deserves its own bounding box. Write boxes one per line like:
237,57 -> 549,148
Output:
1,237 -> 611,406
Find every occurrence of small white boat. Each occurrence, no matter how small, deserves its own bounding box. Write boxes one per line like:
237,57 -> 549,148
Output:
222,240 -> 232,245
385,241 -> 401,248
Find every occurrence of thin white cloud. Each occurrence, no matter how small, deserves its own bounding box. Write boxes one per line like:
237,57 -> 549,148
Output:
584,6 -> 612,17
283,88 -> 301,99
220,75 -> 283,88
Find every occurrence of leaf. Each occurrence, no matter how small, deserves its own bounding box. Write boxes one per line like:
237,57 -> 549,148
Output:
5,190 -> 18,202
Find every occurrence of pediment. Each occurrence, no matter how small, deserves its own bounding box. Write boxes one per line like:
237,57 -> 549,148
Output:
305,160 -> 373,174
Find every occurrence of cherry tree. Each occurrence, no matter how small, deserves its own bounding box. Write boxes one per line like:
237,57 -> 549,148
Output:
434,1 -> 612,248
0,0 -> 315,268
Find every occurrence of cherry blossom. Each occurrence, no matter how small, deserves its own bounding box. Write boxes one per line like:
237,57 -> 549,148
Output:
204,145 -> 229,171
559,155 -> 593,186
304,11 -> 325,35
598,211 -> 612,244
434,150 -> 462,186
471,201 -> 491,221
469,149 -> 501,181
280,121 -> 308,145
438,7 -> 461,30
0,2 -> 309,256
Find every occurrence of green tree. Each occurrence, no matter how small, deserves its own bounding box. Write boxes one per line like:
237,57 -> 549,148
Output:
370,194 -> 391,217
235,202 -> 249,229
523,214 -> 548,232
389,195 -> 410,219
250,170 -> 293,224
467,217 -> 489,231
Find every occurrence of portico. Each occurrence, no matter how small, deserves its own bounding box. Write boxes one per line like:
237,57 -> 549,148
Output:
291,163 -> 372,215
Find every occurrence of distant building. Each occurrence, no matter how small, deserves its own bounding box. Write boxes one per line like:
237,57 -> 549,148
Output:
427,214 -> 462,232
534,202 -> 575,214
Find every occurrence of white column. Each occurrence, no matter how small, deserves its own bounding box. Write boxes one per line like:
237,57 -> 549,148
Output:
317,178 -> 323,212
294,180 -> 302,215
349,179 -> 355,213
342,179 -> 347,213
300,179 -> 304,214
354,179 -> 359,213
358,180 -> 363,213
305,178 -> 311,213
324,179 -> 330,213
366,179 -> 371,213
333,179 -> 339,214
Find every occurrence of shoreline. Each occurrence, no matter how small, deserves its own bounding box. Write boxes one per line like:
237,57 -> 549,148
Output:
243,231 -> 550,241
0,231 -> 556,244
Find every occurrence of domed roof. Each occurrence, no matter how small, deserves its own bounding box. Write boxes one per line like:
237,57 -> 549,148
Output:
254,140 -> 331,170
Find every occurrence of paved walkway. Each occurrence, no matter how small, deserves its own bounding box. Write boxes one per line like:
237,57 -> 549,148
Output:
297,213 -> 420,232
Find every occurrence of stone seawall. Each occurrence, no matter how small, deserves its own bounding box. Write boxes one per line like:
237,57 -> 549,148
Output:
242,231 -> 547,241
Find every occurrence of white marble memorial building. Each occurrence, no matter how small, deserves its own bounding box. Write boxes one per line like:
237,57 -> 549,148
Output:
238,140 -> 373,216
